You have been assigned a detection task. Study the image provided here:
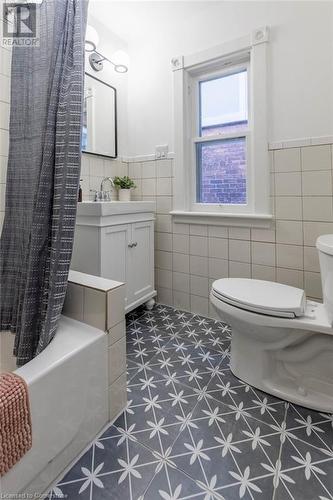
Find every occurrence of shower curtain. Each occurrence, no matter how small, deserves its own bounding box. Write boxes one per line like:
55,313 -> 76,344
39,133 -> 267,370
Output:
0,0 -> 88,365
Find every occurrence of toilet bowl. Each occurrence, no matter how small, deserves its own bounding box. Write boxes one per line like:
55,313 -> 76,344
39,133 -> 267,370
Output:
210,234 -> 333,413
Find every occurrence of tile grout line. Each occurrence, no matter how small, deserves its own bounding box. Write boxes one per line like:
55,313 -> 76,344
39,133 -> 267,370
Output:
271,402 -> 288,500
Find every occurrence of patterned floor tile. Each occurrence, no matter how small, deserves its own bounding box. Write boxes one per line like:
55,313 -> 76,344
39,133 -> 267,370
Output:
284,404 -> 333,446
126,337 -> 172,366
273,459 -> 333,500
51,303 -> 333,500
278,427 -> 333,468
49,480 -> 92,499
126,305 -> 148,325
89,429 -> 158,500
140,462 -> 221,499
136,305 -> 190,332
53,433 -> 159,499
127,321 -> 172,341
127,359 -> 142,381
146,342 -> 228,394
126,368 -> 174,407
169,396 -> 281,498
205,370 -> 288,430
113,410 -> 182,457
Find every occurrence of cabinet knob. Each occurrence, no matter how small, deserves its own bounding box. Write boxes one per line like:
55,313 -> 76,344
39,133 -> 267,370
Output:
133,242 -> 138,247
128,242 -> 138,248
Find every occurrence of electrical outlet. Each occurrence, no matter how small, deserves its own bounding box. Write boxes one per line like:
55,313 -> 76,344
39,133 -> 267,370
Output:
155,144 -> 169,160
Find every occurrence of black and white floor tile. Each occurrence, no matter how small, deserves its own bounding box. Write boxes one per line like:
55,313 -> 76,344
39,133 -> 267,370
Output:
49,304 -> 333,500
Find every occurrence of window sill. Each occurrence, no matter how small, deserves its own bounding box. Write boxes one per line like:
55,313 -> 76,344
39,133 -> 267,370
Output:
170,210 -> 273,228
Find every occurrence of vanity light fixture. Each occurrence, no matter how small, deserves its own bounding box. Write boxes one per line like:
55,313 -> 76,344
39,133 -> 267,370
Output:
85,25 -> 128,74
88,51 -> 128,73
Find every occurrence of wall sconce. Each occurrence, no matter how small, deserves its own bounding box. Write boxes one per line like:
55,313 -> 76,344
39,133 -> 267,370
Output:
89,51 -> 128,73
85,25 -> 128,74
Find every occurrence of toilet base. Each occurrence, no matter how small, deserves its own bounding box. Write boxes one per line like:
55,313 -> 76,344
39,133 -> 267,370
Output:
231,361 -> 333,414
211,294 -> 333,414
230,325 -> 333,414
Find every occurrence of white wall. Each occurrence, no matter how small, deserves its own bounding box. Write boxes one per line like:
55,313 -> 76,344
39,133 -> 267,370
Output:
106,1 -> 333,157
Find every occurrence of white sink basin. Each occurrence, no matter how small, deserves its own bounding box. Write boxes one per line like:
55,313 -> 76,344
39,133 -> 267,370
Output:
77,201 -> 156,217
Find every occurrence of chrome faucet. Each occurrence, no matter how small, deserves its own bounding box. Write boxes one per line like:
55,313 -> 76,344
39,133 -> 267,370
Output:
91,177 -> 114,201
100,177 -> 114,194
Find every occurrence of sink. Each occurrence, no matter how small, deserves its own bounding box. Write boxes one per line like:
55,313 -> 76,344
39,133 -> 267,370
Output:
77,201 -> 156,217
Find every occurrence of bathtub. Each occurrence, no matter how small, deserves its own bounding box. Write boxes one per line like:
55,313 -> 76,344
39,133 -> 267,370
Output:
0,315 -> 108,497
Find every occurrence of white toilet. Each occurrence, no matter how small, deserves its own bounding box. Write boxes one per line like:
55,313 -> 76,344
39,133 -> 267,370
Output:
210,234 -> 333,413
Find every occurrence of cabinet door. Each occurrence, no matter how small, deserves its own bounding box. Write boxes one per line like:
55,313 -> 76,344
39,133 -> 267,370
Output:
101,224 -> 131,307
128,221 -> 154,305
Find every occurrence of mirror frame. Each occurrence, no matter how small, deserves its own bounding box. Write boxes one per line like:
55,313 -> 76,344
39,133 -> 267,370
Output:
82,72 -> 118,159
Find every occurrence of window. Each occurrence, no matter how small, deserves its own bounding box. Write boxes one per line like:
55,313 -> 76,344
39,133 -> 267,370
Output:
195,68 -> 249,206
172,28 -> 272,227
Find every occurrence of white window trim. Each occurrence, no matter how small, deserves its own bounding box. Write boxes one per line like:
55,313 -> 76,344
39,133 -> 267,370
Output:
170,27 -> 272,228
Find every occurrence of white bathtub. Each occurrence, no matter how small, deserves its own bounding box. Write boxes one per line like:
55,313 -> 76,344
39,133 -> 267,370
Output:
0,316 -> 108,496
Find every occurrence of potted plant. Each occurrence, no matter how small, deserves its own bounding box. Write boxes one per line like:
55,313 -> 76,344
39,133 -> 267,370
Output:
113,176 -> 136,202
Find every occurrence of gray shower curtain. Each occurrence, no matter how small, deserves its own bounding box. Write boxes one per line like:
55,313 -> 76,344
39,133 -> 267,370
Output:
0,0 -> 88,365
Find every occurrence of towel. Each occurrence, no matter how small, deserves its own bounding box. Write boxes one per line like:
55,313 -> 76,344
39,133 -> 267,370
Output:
0,372 -> 32,476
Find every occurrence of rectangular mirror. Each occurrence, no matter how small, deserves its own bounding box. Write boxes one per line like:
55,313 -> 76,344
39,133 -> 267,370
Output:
82,73 -> 117,158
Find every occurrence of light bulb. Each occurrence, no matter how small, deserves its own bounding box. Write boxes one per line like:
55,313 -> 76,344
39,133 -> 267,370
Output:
115,64 -> 128,73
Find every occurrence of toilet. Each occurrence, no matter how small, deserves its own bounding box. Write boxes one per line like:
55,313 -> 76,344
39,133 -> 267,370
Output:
210,234 -> 333,413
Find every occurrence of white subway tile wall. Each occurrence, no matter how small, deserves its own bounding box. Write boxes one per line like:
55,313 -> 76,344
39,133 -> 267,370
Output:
0,45 -> 11,233
63,278 -> 127,421
81,154 -> 128,201
128,144 -> 333,316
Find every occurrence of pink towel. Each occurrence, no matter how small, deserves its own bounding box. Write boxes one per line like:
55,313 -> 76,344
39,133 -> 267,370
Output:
0,372 -> 32,476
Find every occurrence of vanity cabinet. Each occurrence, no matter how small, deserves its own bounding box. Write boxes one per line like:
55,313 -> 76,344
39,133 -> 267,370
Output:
71,202 -> 156,312
101,221 -> 154,309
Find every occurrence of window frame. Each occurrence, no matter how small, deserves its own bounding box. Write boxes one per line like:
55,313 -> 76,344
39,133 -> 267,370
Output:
171,27 -> 272,228
190,61 -> 251,213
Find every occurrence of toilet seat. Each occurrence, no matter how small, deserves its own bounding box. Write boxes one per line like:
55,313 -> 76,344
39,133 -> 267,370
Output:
212,278 -> 306,318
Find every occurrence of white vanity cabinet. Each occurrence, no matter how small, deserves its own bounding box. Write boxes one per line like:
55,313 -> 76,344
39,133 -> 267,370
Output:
71,202 -> 156,312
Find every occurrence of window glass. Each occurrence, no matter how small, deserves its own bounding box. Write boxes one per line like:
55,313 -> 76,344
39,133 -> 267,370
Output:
196,137 -> 247,204
199,70 -> 248,137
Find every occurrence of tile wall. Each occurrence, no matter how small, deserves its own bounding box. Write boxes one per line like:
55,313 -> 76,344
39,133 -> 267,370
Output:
0,44 -> 11,232
127,145 -> 333,318
80,154 -> 127,201
63,271 -> 127,422
0,44 -> 13,364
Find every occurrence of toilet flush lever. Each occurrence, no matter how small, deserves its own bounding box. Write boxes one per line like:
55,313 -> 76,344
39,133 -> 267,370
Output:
303,301 -> 318,319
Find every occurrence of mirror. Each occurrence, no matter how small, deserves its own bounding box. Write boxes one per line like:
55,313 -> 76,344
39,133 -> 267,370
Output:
82,73 -> 117,158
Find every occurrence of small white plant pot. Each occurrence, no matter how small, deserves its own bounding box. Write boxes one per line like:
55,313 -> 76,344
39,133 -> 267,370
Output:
118,189 -> 131,202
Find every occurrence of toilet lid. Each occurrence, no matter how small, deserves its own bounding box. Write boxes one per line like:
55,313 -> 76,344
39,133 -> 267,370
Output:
212,278 -> 306,318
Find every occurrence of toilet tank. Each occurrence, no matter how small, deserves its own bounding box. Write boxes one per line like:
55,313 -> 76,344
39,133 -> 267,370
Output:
316,234 -> 333,324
